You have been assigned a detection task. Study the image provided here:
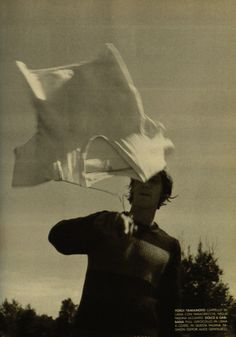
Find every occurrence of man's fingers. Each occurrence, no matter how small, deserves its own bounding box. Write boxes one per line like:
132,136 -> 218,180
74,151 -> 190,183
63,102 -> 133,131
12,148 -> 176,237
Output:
120,214 -> 129,234
120,214 -> 135,235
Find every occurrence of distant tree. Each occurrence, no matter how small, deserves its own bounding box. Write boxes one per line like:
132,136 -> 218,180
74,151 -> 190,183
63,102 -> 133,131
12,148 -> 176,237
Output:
34,314 -> 56,337
181,241 -> 234,309
0,299 -> 23,336
55,298 -> 78,337
0,299 -> 55,337
181,241 -> 236,336
15,304 -> 37,337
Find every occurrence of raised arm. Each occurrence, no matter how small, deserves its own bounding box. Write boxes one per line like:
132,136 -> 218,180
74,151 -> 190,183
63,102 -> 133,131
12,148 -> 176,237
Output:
48,211 -> 108,255
48,211 -> 134,255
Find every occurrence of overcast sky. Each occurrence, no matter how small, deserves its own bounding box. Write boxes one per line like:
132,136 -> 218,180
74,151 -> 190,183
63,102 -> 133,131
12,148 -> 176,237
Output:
0,0 -> 236,317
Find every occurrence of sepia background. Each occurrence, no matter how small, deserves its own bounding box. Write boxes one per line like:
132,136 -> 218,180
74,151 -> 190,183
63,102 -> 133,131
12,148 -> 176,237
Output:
0,0 -> 236,317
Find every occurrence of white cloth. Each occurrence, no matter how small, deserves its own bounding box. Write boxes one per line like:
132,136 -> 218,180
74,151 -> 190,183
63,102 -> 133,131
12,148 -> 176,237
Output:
12,44 -> 174,188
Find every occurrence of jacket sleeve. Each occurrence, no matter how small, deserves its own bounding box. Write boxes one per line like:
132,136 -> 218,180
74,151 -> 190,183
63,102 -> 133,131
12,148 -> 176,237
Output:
158,239 -> 182,337
48,211 -> 114,255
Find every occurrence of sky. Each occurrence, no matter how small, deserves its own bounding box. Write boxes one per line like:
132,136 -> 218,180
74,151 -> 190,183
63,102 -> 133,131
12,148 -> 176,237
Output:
0,0 -> 236,318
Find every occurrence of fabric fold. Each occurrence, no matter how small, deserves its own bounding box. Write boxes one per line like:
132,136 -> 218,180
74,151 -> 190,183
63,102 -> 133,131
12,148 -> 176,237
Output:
12,43 -> 174,188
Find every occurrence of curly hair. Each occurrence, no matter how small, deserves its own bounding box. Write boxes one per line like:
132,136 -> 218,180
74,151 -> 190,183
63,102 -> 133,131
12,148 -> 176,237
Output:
127,170 -> 173,209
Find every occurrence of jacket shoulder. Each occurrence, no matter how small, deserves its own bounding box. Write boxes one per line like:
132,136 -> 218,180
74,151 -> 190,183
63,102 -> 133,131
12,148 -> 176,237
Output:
151,225 -> 180,253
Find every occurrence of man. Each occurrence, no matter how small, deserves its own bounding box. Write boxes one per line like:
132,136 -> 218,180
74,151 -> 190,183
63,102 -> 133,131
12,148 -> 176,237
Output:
49,170 -> 181,337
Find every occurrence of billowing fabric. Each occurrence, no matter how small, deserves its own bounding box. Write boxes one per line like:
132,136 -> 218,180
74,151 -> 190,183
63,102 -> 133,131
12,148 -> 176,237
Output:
12,44 -> 174,188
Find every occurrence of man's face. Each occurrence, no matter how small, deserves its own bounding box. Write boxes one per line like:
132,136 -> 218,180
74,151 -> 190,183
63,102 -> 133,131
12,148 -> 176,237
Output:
132,174 -> 163,209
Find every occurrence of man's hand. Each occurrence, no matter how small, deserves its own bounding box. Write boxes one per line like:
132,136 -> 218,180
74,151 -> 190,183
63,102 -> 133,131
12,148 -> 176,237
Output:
94,212 -> 137,238
115,213 -> 138,236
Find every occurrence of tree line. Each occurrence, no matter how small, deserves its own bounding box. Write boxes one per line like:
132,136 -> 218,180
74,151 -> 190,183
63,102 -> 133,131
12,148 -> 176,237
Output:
0,242 -> 236,337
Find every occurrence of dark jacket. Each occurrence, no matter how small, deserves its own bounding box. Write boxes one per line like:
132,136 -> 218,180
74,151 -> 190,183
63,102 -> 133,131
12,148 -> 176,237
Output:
49,211 -> 181,337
